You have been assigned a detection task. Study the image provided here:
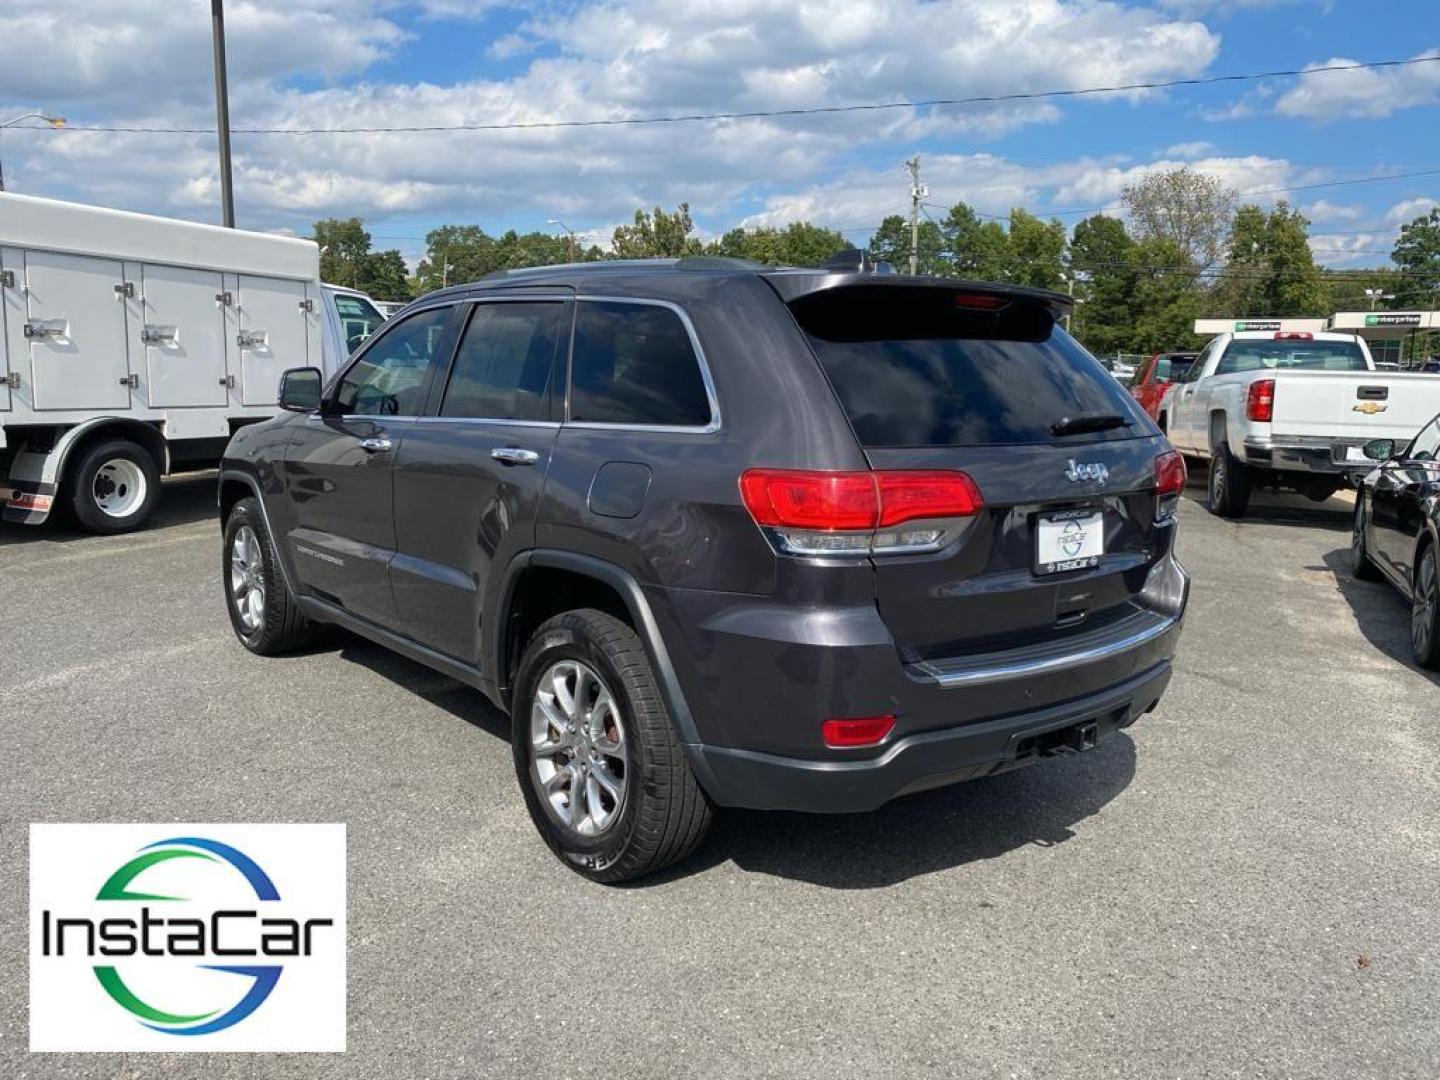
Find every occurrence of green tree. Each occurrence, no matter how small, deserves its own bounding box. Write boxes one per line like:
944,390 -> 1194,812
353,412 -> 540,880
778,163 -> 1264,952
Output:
312,218 -> 373,289
415,225 -> 500,292
1007,208 -> 1067,291
944,203 -> 1013,282
611,204 -> 703,259
707,222 -> 849,266
867,214 -> 947,275
358,249 -> 411,302
1068,214 -> 1138,356
1217,202 -> 1327,317
1130,238 -> 1202,353
1391,207 -> 1440,309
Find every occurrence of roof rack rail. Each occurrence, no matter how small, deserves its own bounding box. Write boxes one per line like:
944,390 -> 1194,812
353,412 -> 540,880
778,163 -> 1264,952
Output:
674,255 -> 765,272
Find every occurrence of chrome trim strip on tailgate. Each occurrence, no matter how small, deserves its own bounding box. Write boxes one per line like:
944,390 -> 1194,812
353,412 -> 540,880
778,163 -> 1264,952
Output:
909,610 -> 1178,688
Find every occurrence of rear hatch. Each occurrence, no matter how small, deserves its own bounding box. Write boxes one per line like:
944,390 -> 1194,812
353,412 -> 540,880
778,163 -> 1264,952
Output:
782,281 -> 1171,662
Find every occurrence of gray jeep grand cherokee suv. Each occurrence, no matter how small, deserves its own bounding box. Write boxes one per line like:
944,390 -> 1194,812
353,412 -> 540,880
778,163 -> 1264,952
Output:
219,257 -> 1189,882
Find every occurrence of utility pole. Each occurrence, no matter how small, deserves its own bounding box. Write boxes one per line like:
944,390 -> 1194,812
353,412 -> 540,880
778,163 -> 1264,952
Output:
211,0 -> 236,228
905,156 -> 926,276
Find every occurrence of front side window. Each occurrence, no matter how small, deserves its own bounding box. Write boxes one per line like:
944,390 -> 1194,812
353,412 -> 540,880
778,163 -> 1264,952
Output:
332,305 -> 453,416
568,301 -> 713,427
440,302 -> 564,420
1409,419 -> 1440,462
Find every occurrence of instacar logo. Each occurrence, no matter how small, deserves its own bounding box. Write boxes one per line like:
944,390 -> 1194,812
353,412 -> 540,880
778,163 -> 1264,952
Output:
30,824 -> 346,1053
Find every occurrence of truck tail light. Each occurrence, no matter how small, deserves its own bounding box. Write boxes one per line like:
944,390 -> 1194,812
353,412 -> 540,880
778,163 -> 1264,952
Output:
822,714 -> 896,748
1246,378 -> 1275,423
1154,450 -> 1187,521
1274,332 -> 1312,340
739,469 -> 983,556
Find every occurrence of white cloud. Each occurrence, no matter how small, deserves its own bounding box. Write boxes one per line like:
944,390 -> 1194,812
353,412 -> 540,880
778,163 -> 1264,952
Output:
1302,199 -> 1364,222
1275,50 -> 1440,120
1162,141 -> 1215,159
0,0 -> 1222,233
1386,197 -> 1439,224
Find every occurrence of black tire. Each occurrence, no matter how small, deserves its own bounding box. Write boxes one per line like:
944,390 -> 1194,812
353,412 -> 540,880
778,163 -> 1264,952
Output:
1351,497 -> 1381,581
512,608 -> 712,883
222,496 -> 315,655
1208,441 -> 1251,518
1411,545 -> 1440,670
68,438 -> 161,534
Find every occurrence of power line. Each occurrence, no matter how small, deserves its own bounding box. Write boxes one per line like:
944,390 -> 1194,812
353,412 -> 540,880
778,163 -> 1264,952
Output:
19,56 -> 1440,136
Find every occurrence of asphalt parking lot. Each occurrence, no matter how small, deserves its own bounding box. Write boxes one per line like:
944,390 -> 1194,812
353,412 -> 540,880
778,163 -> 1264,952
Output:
2,470 -> 1437,1079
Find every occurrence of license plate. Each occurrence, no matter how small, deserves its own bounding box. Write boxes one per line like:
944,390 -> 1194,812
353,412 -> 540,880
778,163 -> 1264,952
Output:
1343,444 -> 1374,463
1036,509 -> 1104,575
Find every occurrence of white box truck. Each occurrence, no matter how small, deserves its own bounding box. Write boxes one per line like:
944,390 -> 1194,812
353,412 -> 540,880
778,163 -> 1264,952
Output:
0,192 -> 388,532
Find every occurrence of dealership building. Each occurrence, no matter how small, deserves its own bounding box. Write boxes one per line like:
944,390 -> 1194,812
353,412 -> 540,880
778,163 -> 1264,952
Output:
1194,310 -> 1439,366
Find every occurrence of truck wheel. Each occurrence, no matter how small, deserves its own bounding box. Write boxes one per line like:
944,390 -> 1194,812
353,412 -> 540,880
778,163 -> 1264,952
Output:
1208,443 -> 1251,518
68,439 -> 161,534
1350,499 -> 1381,581
222,496 -> 315,655
512,608 -> 712,883
1412,546 -> 1440,670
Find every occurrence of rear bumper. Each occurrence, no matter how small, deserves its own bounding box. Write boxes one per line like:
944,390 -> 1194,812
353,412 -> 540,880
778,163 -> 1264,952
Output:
695,661 -> 1172,812
652,548 -> 1189,812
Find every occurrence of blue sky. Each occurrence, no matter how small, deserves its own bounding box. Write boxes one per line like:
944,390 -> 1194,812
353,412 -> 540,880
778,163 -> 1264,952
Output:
2,1 -> 1437,268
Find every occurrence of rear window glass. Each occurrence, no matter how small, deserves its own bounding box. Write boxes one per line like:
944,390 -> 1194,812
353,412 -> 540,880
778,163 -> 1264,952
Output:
1216,340 -> 1366,374
569,301 -> 712,427
791,287 -> 1141,447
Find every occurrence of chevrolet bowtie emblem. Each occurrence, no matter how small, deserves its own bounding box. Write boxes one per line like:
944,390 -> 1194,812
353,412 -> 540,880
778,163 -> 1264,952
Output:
1352,402 -> 1388,415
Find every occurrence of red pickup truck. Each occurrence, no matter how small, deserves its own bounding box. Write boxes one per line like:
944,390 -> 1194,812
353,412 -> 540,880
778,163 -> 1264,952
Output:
1129,351 -> 1199,424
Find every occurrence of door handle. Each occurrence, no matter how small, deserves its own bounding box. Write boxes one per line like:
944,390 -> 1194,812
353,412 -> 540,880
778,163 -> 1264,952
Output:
491,447 -> 540,466
358,437 -> 393,454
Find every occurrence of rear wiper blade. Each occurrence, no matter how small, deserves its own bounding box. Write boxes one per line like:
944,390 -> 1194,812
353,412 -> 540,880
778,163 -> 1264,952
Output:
1051,413 -> 1132,436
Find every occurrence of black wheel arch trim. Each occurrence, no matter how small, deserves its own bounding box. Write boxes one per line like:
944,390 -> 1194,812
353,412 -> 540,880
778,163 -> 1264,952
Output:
492,548 -> 724,797
217,467 -> 300,600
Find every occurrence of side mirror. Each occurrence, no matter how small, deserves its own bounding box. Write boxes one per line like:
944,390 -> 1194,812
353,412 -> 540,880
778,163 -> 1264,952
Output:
1363,438 -> 1397,462
278,366 -> 322,412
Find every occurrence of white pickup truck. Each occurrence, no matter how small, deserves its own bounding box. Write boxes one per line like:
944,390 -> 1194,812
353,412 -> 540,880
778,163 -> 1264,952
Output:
1161,329 -> 1440,517
0,192 -> 388,532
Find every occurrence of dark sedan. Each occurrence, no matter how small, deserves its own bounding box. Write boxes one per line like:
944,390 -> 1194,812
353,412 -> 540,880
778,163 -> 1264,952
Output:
1351,413 -> 1440,667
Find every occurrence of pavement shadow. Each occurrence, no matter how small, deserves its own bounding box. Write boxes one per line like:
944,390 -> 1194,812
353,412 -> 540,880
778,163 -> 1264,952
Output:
328,627 -> 1138,889
0,469 -> 218,546
1180,460 -> 1353,531
1318,546 -> 1440,687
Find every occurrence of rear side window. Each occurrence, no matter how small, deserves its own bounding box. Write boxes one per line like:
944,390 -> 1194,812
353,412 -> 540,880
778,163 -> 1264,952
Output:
440,301 -> 564,420
791,286 -> 1141,447
1216,339 -> 1366,374
569,301 -> 712,427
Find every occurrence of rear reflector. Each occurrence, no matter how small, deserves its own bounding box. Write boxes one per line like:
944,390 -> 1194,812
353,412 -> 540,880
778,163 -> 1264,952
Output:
1246,378 -> 1276,422
739,469 -> 983,556
822,714 -> 896,748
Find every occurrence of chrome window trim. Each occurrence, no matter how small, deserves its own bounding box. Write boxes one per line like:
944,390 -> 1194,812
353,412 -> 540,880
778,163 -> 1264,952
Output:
566,295 -> 722,434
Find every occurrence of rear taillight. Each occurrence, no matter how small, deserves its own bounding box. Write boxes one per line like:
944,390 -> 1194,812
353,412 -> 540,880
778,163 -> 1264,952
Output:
1154,450 -> 1186,521
739,469 -> 983,556
822,714 -> 896,748
1246,378 -> 1275,422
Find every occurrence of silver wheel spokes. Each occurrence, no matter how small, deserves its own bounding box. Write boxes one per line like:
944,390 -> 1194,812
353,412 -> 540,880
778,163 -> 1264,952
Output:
229,525 -> 266,633
93,458 -> 147,518
1414,553 -> 1437,657
530,660 -> 628,838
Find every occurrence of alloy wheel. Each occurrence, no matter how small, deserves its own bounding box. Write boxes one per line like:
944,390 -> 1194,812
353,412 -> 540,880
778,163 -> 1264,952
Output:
529,660 -> 628,838
1413,549 -> 1438,660
229,525 -> 267,633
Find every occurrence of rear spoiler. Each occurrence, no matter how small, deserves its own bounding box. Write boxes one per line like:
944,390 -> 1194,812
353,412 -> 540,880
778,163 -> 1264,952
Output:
758,269 -> 1073,319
